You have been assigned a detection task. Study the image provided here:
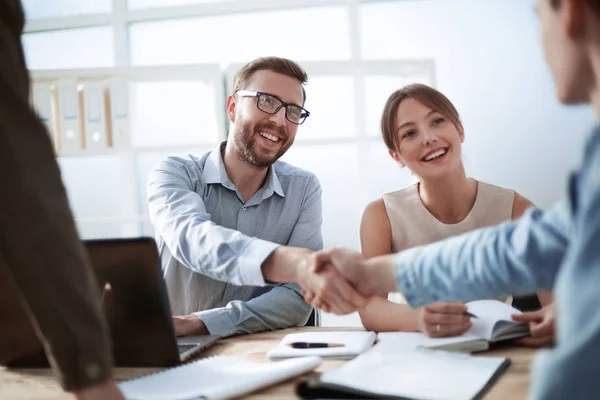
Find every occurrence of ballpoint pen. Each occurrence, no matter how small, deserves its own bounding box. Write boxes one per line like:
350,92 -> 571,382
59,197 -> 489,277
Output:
287,342 -> 345,349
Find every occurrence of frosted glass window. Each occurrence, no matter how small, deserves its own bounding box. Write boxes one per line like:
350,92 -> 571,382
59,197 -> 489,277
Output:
130,81 -> 220,147
360,1 -> 469,60
129,0 -> 233,9
129,7 -> 350,65
22,27 -> 114,70
361,140 -> 415,198
364,76 -> 407,137
299,77 -> 355,141
58,156 -> 122,220
280,144 -> 361,250
23,0 -> 111,19
360,0 -> 535,60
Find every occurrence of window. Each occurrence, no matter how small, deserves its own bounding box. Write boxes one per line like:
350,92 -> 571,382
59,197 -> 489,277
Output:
25,1 -> 438,327
22,0 -> 111,19
58,156 -> 124,238
129,7 -> 351,65
128,0 -> 233,9
364,72 -> 434,137
299,77 -> 355,141
130,81 -> 220,147
22,27 -> 114,70
360,1 -> 459,60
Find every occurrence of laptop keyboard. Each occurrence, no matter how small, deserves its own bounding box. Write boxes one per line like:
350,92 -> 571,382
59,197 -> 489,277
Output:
178,344 -> 197,354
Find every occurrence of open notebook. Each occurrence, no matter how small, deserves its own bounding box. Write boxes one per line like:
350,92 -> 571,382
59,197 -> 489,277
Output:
379,299 -> 530,352
268,331 -> 377,360
118,355 -> 321,400
297,342 -> 510,399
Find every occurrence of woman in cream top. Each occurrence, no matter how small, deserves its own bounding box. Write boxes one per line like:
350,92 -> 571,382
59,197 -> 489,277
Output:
359,84 -> 553,342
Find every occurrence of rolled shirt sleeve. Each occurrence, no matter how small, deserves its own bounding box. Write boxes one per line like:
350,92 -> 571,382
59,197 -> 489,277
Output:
147,159 -> 279,286
192,177 -> 323,337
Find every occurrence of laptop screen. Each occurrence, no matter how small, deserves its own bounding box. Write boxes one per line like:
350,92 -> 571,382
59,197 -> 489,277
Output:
86,237 -> 181,367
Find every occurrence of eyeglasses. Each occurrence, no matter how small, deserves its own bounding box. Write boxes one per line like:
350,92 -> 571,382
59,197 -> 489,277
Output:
235,90 -> 310,125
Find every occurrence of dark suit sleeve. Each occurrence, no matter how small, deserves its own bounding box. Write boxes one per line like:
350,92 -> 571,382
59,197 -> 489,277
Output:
0,0 -> 113,391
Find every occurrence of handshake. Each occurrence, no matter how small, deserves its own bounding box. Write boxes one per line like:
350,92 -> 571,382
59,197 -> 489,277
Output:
262,246 -> 399,315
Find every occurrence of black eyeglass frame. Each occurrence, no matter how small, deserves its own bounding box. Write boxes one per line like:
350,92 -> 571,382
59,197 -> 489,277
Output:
235,90 -> 310,125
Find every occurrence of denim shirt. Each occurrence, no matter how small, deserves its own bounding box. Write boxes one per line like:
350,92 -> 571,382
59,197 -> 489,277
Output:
147,143 -> 322,337
395,128 -> 600,399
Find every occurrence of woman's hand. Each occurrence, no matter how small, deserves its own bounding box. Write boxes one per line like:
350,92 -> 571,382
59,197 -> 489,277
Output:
417,302 -> 472,338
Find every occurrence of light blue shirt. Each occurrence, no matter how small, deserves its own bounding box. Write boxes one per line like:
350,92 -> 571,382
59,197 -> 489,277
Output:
394,128 -> 600,399
147,142 -> 322,337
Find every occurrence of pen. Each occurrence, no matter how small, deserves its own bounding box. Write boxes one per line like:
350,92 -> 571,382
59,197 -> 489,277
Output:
464,311 -> 478,319
287,342 -> 345,349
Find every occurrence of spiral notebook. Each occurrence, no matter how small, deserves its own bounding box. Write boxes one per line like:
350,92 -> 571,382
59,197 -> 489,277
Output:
119,355 -> 322,400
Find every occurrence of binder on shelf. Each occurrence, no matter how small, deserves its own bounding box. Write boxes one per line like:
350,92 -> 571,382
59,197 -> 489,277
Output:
82,82 -> 109,151
108,78 -> 130,150
31,83 -> 58,151
57,80 -> 84,154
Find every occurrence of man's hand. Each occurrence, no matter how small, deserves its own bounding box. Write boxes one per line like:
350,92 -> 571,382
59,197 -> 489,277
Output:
416,302 -> 472,338
313,247 -> 397,297
172,315 -> 209,337
262,246 -> 368,315
512,302 -> 556,347
74,380 -> 125,400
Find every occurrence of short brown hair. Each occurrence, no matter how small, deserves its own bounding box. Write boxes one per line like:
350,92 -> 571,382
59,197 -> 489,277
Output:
380,83 -> 462,151
231,56 -> 308,103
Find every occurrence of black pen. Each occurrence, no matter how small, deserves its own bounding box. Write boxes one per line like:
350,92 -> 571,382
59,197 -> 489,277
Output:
464,311 -> 478,319
287,342 -> 345,349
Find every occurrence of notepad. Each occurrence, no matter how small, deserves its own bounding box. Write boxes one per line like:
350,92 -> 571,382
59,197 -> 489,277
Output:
118,355 -> 322,400
297,344 -> 510,400
379,299 -> 530,353
268,331 -> 377,360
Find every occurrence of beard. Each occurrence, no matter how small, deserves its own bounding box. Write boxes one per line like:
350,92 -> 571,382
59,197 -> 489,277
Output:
233,121 -> 293,168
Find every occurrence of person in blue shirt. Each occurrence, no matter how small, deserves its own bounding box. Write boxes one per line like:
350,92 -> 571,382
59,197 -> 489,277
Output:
305,0 -> 600,398
148,57 -> 368,338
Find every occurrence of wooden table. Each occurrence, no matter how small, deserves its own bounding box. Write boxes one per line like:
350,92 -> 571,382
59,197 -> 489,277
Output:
0,327 -> 535,399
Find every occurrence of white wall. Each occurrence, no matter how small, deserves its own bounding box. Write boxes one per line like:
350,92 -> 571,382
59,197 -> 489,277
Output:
361,0 -> 593,210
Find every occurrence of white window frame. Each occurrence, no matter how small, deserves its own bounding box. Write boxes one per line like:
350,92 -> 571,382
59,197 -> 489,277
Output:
25,0 -> 435,238
24,0 -> 436,327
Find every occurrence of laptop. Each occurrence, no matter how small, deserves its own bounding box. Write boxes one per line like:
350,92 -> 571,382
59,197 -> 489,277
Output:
9,237 -> 219,367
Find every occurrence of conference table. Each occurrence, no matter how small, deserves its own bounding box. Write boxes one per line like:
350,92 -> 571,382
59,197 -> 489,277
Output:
0,327 -> 535,399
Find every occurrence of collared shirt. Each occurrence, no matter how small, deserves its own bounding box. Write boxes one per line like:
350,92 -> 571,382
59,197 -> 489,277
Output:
394,127 -> 600,399
147,142 -> 322,337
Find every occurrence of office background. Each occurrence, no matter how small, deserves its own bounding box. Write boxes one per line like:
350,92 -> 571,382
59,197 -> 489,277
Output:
23,0 -> 593,326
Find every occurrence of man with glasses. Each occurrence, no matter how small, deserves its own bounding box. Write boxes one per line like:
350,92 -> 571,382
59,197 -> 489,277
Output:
147,57 -> 367,338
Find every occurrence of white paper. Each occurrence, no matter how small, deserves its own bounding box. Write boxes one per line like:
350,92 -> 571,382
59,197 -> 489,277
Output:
319,346 -> 507,400
268,331 -> 376,360
119,355 -> 322,400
